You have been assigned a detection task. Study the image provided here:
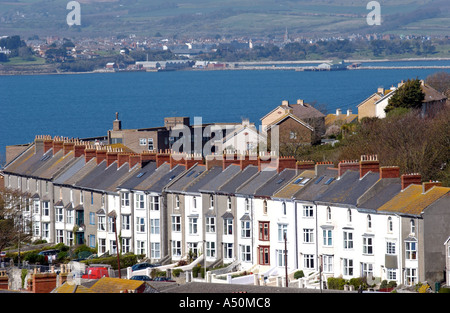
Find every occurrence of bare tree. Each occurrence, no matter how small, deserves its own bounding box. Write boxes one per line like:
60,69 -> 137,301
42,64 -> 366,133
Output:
0,188 -> 33,254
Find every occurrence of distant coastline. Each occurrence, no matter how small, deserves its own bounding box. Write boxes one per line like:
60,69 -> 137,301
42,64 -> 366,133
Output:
1,57 -> 450,76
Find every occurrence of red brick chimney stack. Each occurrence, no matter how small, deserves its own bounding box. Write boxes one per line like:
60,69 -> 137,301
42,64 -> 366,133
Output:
52,136 -> 64,155
74,141 -> 86,158
185,153 -> 202,170
118,152 -> 130,168
223,151 -> 240,170
360,154 -> 380,178
258,151 -> 277,171
338,159 -> 359,178
422,181 -> 442,193
170,152 -> 186,169
277,156 -> 297,173
297,160 -> 316,171
95,148 -> 107,165
129,154 -> 141,168
380,166 -> 400,179
63,139 -> 75,155
84,145 -> 97,163
141,151 -> 157,167
43,135 -> 54,153
156,150 -> 170,168
205,154 -> 223,170
401,173 -> 422,190
239,152 -> 258,171
106,148 -> 119,167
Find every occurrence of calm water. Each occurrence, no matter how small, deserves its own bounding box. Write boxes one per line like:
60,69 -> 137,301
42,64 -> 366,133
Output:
1,63 -> 449,160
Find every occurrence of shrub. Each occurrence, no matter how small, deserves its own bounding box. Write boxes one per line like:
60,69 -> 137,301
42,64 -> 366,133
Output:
327,277 -> 347,290
294,270 -> 304,279
172,269 -> 183,277
349,277 -> 367,290
24,252 -> 46,264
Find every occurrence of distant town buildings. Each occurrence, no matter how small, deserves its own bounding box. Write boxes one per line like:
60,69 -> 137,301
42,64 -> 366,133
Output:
357,80 -> 448,120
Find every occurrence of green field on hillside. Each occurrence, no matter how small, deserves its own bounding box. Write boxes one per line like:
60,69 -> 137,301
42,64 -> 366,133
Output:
0,0 -> 449,38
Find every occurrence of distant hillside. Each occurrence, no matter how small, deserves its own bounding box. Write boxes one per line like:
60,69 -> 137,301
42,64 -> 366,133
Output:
0,0 -> 449,38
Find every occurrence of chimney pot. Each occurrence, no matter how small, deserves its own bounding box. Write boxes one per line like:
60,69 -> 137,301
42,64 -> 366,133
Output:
359,154 -> 379,178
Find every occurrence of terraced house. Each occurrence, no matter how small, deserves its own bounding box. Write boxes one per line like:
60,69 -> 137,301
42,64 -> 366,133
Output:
2,136 -> 449,290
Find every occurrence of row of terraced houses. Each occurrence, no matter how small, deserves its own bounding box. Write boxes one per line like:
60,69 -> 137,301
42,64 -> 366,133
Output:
2,134 -> 450,289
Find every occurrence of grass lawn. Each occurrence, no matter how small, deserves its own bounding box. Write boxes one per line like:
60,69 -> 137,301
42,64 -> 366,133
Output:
1,56 -> 46,66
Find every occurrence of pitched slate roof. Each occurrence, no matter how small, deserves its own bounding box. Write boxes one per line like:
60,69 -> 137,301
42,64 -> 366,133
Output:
116,161 -> 157,190
357,178 -> 402,211
254,168 -> 298,198
315,170 -> 380,206
273,170 -> 315,199
289,102 -> 325,119
293,167 -> 338,202
61,158 -> 98,186
33,151 -> 76,180
184,166 -> 224,194
218,165 -> 259,195
235,167 -> 278,196
131,162 -> 171,191
266,113 -> 314,132
53,157 -> 86,185
74,161 -> 108,189
198,164 -> 241,193
164,163 -> 206,193
4,146 -> 52,177
377,185 -> 450,216
2,145 -> 39,175
146,164 -> 186,193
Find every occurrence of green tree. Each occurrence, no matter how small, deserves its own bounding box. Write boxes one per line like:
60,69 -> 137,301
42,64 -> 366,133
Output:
385,78 -> 424,114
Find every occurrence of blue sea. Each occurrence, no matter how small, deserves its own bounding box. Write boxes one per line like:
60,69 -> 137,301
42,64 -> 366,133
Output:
1,60 -> 449,162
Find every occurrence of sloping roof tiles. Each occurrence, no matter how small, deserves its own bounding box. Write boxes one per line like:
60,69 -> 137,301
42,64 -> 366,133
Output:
377,185 -> 449,216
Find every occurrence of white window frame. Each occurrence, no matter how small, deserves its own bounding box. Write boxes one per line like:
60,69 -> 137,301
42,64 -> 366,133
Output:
150,218 -> 160,235
241,220 -> 251,238
303,205 -> 314,218
188,217 -> 198,235
206,216 -> 216,233
136,217 -> 145,233
303,228 -> 314,243
405,241 -> 417,260
121,192 -> 130,207
323,229 -> 333,246
343,231 -> 353,250
362,236 -> 374,255
172,215 -> 181,232
135,193 -> 145,209
98,215 -> 106,231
